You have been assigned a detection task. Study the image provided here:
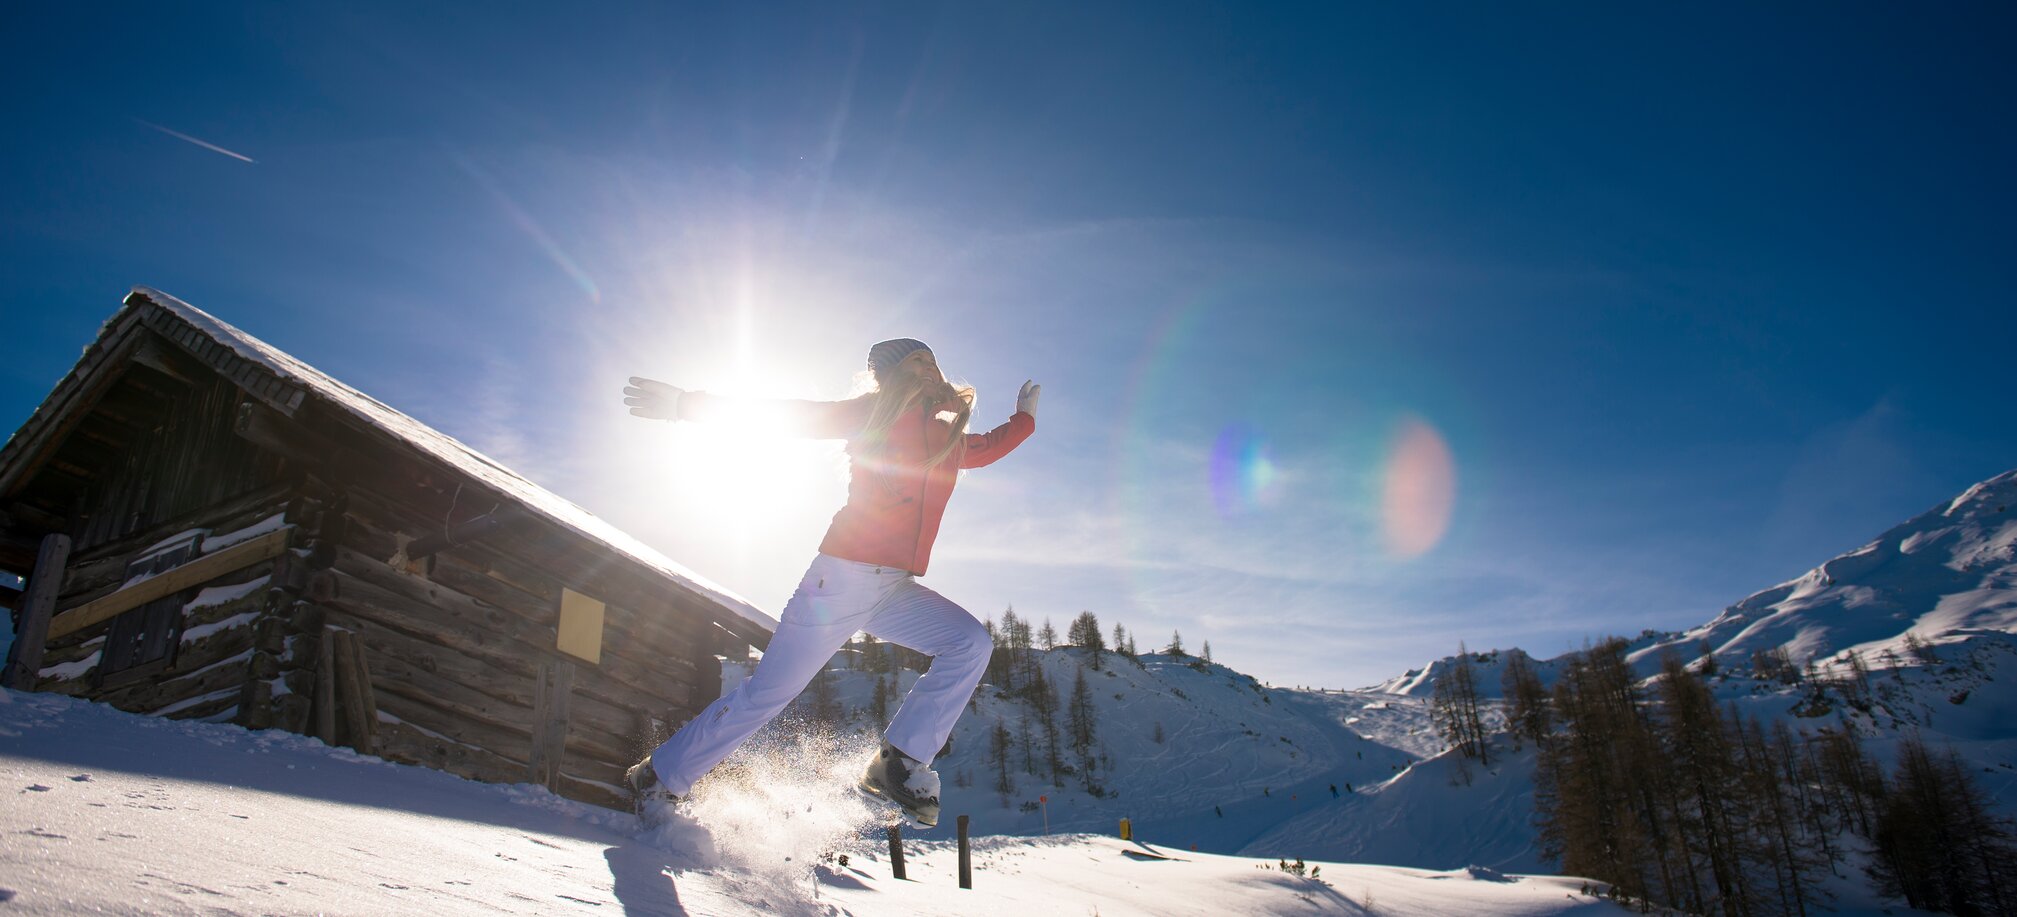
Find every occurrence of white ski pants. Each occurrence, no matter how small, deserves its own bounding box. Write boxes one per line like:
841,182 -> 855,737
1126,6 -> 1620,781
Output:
649,553 -> 993,797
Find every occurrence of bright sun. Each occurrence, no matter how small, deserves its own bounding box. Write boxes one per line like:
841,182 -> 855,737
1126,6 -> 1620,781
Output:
601,369 -> 859,570
664,420 -> 847,536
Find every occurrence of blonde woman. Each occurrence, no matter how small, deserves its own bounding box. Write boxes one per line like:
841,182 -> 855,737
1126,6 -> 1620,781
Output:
622,339 -> 1039,827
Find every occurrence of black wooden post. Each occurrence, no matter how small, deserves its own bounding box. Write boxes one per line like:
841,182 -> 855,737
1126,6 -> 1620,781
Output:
314,628 -> 338,745
886,824 -> 906,880
1,534 -> 72,690
957,815 -> 971,889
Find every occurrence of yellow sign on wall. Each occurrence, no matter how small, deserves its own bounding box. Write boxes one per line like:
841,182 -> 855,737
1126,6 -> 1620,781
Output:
557,588 -> 605,664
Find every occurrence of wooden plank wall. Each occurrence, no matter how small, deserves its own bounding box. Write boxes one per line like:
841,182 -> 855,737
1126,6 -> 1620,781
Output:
71,373 -> 278,553
33,488 -> 311,727
303,482 -> 727,809
7,316 -> 746,811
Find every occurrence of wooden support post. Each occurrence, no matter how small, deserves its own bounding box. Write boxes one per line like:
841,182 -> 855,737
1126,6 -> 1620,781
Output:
957,815 -> 971,890
528,658 -> 575,789
331,630 -> 373,754
886,825 -> 906,881
346,634 -> 379,750
242,668 -> 273,730
314,629 -> 337,745
1,533 -> 71,689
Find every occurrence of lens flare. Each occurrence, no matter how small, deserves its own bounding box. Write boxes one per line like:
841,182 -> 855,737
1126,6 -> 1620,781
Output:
1209,423 -> 1279,516
1382,417 -> 1456,557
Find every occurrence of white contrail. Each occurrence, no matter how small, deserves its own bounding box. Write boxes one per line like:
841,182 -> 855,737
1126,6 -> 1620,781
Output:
136,120 -> 256,163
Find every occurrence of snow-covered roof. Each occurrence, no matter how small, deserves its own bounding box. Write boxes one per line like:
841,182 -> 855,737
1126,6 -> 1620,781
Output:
127,286 -> 775,635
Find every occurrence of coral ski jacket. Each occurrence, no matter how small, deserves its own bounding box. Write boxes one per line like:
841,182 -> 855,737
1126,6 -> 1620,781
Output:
677,392 -> 1035,575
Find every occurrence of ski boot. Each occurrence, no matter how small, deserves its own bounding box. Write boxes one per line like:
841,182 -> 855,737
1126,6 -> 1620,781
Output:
859,741 -> 941,828
626,756 -> 682,827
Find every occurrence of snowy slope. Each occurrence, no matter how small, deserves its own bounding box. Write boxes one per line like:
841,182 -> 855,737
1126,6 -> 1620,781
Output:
811,649 -> 1416,853
1243,741 -> 1546,874
0,686 -> 1618,916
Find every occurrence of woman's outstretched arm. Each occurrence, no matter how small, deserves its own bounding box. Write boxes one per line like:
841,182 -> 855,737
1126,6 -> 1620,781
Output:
959,379 -> 1039,469
625,377 -> 871,440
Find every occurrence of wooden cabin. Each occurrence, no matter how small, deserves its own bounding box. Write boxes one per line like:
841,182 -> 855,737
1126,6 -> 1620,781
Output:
0,287 -> 774,809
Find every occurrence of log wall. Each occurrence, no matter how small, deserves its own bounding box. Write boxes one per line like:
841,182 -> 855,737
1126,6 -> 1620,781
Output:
32,489 -> 309,728
6,314 -> 753,814
70,372 -> 280,553
299,477 -> 730,809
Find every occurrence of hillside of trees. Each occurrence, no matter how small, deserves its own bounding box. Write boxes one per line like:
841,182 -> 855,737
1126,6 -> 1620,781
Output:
1427,637 -> 2017,916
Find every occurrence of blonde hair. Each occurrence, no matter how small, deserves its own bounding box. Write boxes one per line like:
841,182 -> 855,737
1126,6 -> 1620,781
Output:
854,351 -> 974,468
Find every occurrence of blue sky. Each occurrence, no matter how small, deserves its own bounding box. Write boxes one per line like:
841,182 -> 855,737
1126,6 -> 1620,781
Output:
4,3 -> 2014,688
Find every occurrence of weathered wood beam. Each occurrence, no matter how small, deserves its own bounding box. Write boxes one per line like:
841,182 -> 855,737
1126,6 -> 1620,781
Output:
332,629 -> 374,754
0,501 -> 67,534
46,526 -> 293,640
1,534 -> 73,689
372,717 -> 528,787
316,603 -> 650,765
421,550 -> 704,704
234,401 -> 345,469
315,630 -> 337,745
403,509 -> 526,563
369,685 -> 535,767
529,658 -> 575,789
0,312 -> 145,500
1,534 -> 40,575
130,297 -> 309,417
346,631 -> 380,750
130,333 -> 205,386
91,380 -> 175,429
66,483 -> 292,569
96,645 -> 254,716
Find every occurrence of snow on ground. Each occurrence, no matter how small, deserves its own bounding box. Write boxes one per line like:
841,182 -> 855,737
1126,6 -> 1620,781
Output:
1243,741 -> 1547,874
0,686 -> 1615,916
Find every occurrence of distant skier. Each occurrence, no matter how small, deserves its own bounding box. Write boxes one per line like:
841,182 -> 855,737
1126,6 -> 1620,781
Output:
1329,783 -> 1338,798
620,339 -> 1039,829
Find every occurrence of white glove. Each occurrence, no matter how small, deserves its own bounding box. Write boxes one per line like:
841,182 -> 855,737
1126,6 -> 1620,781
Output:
1016,379 -> 1041,419
624,377 -> 685,421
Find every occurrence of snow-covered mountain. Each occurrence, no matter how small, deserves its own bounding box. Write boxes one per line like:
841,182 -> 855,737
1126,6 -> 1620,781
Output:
1635,468 -> 2017,675
1293,466 -> 2017,889
1383,468 -> 2017,696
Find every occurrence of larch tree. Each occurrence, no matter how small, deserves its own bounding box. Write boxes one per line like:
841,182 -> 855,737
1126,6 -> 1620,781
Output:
1069,610 -> 1106,669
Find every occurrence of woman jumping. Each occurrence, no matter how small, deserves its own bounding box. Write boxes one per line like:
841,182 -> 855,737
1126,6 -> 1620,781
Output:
620,338 -> 1039,827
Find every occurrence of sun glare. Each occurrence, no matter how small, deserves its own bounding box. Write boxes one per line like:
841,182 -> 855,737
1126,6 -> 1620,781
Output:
666,416 -> 846,532
1381,416 -> 1457,558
